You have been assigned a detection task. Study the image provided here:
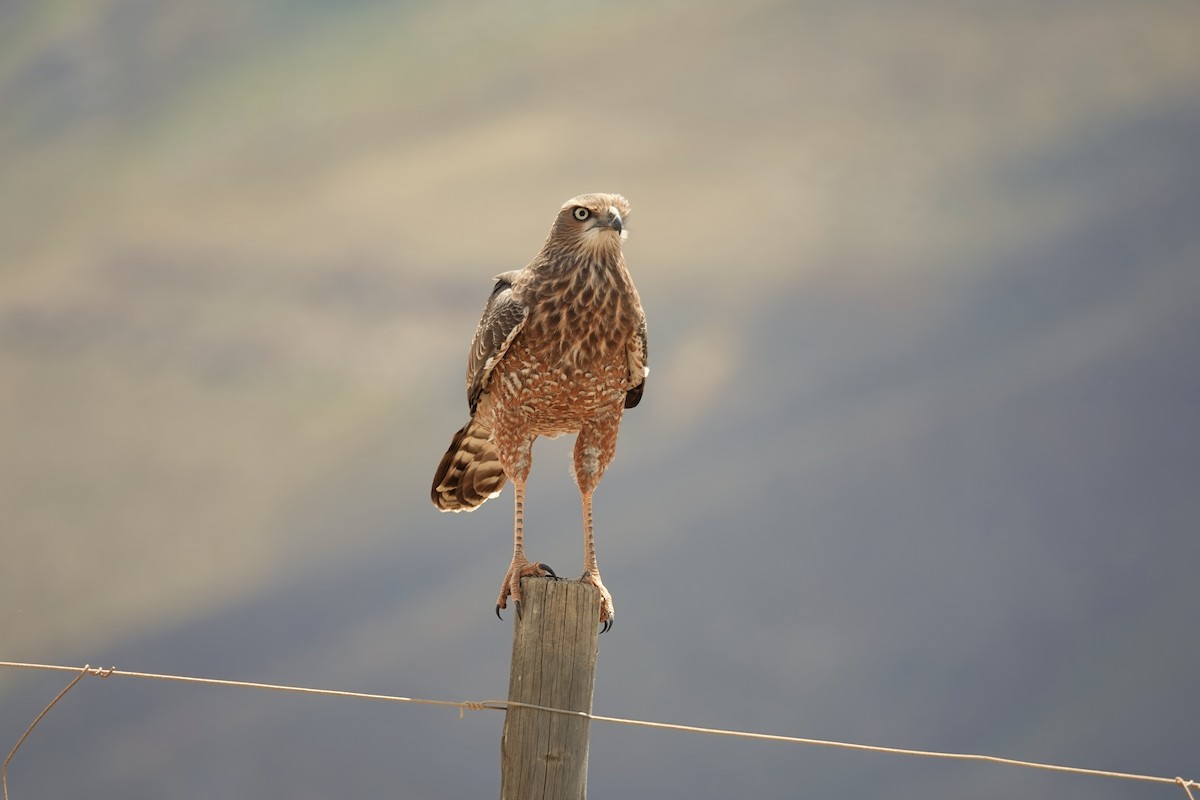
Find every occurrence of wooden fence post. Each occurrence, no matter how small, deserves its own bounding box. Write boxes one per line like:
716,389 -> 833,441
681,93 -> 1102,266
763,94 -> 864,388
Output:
500,577 -> 600,800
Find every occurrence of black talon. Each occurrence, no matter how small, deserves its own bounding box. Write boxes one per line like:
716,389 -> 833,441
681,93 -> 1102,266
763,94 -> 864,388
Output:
514,599 -> 522,620
539,563 -> 558,579
600,619 -> 612,635
496,605 -> 504,621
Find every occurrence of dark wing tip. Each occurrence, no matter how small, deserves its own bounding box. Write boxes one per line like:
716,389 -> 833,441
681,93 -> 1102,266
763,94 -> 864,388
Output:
624,382 -> 644,409
624,316 -> 648,409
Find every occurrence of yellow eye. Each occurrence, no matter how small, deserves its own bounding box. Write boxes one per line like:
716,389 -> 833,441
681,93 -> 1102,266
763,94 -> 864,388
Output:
573,207 -> 590,221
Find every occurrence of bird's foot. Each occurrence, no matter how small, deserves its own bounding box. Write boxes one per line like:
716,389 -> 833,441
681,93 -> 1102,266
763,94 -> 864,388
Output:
495,558 -> 556,621
579,570 -> 615,634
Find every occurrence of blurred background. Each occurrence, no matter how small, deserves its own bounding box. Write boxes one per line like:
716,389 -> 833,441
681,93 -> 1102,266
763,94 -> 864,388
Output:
2,0 -> 1198,797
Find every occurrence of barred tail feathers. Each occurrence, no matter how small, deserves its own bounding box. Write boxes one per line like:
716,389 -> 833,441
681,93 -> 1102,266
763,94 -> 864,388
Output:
431,418 -> 507,511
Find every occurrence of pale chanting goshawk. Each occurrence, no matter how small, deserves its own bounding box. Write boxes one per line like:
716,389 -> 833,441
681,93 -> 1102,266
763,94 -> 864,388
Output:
432,193 -> 648,632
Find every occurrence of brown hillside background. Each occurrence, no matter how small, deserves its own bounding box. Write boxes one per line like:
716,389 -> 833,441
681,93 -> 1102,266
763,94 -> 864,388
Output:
2,2 -> 1198,798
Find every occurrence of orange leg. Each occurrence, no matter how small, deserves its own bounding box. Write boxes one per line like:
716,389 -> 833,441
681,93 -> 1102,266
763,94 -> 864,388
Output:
495,477 -> 555,619
495,427 -> 554,620
573,418 -> 618,631
578,487 -> 615,632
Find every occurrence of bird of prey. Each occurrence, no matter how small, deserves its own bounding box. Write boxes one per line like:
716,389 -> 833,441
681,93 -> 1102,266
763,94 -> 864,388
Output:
432,193 -> 648,632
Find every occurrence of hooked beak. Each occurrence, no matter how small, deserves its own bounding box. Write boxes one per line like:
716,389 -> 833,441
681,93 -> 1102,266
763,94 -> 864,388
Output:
604,206 -> 624,234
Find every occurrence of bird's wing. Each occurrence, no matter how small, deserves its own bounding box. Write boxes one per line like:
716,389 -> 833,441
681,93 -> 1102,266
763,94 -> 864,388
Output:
466,270 -> 527,414
624,314 -> 649,409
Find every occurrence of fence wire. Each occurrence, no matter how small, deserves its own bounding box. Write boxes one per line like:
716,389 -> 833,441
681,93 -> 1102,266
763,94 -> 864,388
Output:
1,660 -> 1195,800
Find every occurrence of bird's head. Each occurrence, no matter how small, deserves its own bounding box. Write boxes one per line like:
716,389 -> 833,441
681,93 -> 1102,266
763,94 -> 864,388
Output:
549,193 -> 630,256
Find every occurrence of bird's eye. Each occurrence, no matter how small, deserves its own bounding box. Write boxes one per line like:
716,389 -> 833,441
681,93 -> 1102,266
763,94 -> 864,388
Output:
573,207 -> 590,221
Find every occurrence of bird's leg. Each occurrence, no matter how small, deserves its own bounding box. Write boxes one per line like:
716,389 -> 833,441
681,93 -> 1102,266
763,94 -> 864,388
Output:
578,487 -> 614,632
496,475 -> 554,621
573,424 -> 617,631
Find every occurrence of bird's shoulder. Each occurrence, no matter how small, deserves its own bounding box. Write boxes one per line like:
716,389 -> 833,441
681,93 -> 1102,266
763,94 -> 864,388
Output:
466,270 -> 530,412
